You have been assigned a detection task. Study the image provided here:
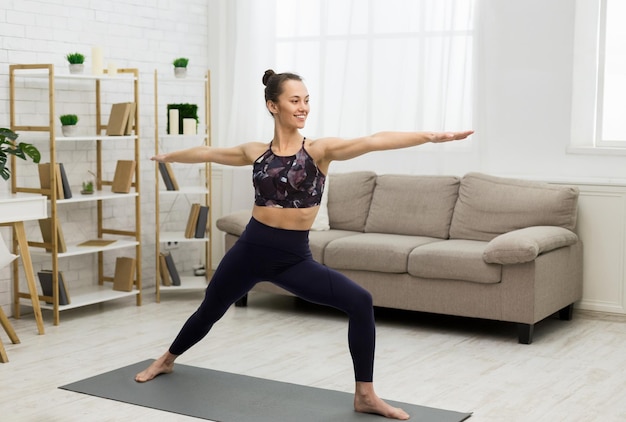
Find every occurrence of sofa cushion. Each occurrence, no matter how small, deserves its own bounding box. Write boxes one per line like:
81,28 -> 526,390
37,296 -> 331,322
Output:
324,233 -> 443,273
215,209 -> 252,236
408,239 -> 502,284
365,174 -> 460,238
328,171 -> 377,232
483,226 -> 579,264
309,229 -> 360,264
449,173 -> 579,241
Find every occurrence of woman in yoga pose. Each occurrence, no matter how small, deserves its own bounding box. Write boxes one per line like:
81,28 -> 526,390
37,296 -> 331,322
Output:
136,69 -> 473,420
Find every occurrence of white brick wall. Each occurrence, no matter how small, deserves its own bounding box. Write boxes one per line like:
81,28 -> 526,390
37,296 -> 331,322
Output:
0,1 -> 211,316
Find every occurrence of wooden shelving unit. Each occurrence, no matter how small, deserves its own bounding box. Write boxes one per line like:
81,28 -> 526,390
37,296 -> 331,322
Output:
9,64 -> 142,325
153,70 -> 212,302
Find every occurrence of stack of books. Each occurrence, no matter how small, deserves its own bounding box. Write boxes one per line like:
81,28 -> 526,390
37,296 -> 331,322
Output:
158,162 -> 179,191
159,251 -> 181,286
106,102 -> 136,136
185,203 -> 209,238
38,162 -> 72,199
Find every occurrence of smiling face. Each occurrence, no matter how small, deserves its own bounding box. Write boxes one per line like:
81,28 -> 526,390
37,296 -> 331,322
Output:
267,79 -> 310,129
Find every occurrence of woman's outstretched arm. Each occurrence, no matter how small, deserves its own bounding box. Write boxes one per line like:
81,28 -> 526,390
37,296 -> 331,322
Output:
151,142 -> 267,166
316,130 -> 474,162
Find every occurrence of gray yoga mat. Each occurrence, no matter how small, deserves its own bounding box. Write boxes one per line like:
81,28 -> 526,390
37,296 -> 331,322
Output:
60,360 -> 472,421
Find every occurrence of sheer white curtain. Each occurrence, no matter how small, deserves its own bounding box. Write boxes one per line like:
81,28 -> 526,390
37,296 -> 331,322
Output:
212,0 -> 475,172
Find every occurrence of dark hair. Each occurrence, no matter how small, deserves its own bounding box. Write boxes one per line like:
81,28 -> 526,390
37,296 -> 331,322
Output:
262,69 -> 302,103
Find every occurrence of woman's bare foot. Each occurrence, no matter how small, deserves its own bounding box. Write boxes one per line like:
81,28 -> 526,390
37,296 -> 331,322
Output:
135,352 -> 177,382
354,382 -> 410,420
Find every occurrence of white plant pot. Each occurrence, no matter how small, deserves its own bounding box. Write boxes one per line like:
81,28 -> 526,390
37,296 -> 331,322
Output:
174,67 -> 187,78
69,64 -> 84,74
61,125 -> 78,137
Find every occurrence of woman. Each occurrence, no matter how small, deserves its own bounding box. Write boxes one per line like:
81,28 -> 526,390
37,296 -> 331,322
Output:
136,69 -> 473,420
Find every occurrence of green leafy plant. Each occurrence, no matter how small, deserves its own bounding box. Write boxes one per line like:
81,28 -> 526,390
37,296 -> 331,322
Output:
172,57 -> 189,68
0,128 -> 41,181
65,52 -> 85,64
60,114 -> 78,126
82,180 -> 93,193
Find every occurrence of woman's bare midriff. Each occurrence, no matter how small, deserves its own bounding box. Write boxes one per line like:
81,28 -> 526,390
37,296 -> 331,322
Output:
252,205 -> 319,230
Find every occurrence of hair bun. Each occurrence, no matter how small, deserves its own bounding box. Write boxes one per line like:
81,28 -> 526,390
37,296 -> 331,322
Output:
262,69 -> 276,86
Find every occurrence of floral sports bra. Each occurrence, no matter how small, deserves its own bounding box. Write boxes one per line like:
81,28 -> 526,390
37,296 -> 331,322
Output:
252,139 -> 326,208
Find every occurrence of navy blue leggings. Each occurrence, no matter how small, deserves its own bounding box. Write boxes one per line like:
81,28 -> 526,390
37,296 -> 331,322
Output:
169,217 -> 376,382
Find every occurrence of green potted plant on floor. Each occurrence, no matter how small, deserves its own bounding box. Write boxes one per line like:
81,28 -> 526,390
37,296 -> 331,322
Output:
172,57 -> 189,78
66,52 -> 85,74
60,114 -> 79,137
0,128 -> 41,181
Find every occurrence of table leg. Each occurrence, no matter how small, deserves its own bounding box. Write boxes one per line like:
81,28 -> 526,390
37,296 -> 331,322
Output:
13,222 -> 45,335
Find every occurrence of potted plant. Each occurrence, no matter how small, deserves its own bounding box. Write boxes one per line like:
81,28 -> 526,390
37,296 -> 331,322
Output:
0,128 -> 41,181
172,57 -> 189,78
66,52 -> 85,74
60,114 -> 79,137
81,170 -> 96,194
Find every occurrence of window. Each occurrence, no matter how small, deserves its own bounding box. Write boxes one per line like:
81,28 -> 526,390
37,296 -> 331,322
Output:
598,0 -> 626,145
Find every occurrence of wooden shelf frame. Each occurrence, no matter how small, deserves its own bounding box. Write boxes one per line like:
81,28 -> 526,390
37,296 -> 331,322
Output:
153,70 -> 212,302
8,63 -> 142,325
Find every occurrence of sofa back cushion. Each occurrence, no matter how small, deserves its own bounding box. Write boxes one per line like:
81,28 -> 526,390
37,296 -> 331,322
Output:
365,175 -> 460,238
328,171 -> 377,231
449,172 -> 579,241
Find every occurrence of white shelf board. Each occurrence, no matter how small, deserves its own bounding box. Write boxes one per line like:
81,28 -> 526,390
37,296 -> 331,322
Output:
159,187 -> 208,195
30,239 -> 139,258
159,232 -> 209,244
15,70 -> 137,81
58,190 -> 138,203
160,276 -> 208,292
27,285 -> 139,311
54,135 -> 137,142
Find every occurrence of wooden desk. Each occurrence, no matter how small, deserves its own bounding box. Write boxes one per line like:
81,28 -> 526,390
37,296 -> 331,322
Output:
0,192 -> 47,362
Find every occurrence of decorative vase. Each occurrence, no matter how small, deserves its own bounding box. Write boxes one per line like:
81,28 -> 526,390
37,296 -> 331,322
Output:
174,67 -> 187,78
61,125 -> 77,137
69,64 -> 84,74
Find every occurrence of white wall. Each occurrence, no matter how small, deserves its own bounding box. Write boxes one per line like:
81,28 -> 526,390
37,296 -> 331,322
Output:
2,0 -> 626,316
0,0 -> 211,315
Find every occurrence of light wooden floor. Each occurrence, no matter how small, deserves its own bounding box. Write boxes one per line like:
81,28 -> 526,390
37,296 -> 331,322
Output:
1,291 -> 626,422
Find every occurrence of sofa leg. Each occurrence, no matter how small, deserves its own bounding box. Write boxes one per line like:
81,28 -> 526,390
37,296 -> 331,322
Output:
558,304 -> 574,321
235,294 -> 248,307
517,323 -> 534,344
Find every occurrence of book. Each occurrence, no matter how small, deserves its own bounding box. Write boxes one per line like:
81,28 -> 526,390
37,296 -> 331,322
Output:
195,205 -> 209,238
106,102 -> 132,136
58,162 -> 72,199
38,217 -> 67,253
112,257 -> 136,292
111,160 -> 136,193
37,270 -> 70,305
77,239 -> 117,247
158,162 -> 179,191
163,251 -> 181,286
159,253 -> 171,286
38,163 -> 64,199
185,203 -> 201,238
124,102 -> 136,135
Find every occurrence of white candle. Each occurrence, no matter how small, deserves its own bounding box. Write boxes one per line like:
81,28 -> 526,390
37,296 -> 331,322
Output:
168,109 -> 179,135
107,61 -> 117,75
92,46 -> 103,75
183,118 -> 196,135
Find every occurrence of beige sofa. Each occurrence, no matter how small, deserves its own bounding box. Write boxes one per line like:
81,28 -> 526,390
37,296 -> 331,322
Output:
216,172 -> 583,344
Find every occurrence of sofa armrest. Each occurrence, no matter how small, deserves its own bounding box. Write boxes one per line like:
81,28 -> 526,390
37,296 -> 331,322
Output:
216,209 -> 252,236
483,226 -> 579,264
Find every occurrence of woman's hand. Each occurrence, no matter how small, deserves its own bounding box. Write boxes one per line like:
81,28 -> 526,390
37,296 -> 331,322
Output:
150,153 -> 168,162
431,130 -> 474,143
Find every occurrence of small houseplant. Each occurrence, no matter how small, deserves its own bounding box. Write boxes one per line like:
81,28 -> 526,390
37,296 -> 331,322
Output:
60,114 -> 79,137
0,127 -> 41,181
66,52 -> 85,74
172,57 -> 189,78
